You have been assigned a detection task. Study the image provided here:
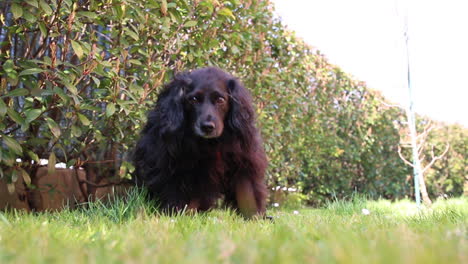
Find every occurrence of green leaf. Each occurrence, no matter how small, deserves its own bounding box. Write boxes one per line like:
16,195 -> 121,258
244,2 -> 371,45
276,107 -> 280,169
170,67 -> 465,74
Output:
3,136 -> 23,155
63,0 -> 72,7
4,88 -> 29,97
128,59 -> 142,65
111,4 -> 124,19
71,125 -> 82,137
183,20 -> 197,27
6,73 -> 19,86
91,76 -> 101,87
232,0 -> 242,6
55,144 -> 67,162
19,68 -> 44,76
11,169 -> 18,182
81,104 -> 100,112
168,10 -> 182,24
119,161 -> 135,178
7,108 -> 24,125
200,1 -> 214,14
21,121 -> 30,133
45,117 -> 61,138
3,60 -> 15,73
218,7 -> 235,19
65,83 -> 78,95
106,103 -> 116,117
39,22 -> 47,36
125,29 -> 139,41
53,87 -> 70,102
70,40 -> 84,58
26,0 -> 39,8
11,3 -> 23,19
18,168 -> 31,185
25,109 -> 42,123
23,10 -> 37,23
66,159 -> 76,168
39,0 -> 53,15
48,152 -> 56,175
63,81 -> 78,95
77,113 -> 90,126
27,150 -> 40,163
7,183 -> 15,194
0,150 -> 15,166
77,11 -> 98,19
0,100 -> 6,118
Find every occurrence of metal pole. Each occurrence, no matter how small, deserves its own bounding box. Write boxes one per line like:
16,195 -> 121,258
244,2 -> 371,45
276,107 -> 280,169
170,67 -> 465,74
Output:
404,16 -> 421,208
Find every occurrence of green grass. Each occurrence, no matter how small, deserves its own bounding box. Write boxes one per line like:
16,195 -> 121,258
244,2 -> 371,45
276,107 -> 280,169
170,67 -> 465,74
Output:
0,190 -> 466,264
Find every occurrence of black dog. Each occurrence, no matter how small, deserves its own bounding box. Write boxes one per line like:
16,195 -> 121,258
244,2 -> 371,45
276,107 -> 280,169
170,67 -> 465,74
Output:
134,67 -> 267,218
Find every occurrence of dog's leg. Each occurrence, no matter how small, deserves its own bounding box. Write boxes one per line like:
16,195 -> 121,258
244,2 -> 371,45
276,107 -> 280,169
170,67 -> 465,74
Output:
186,199 -> 200,213
235,177 -> 266,219
187,197 -> 217,213
223,191 -> 237,209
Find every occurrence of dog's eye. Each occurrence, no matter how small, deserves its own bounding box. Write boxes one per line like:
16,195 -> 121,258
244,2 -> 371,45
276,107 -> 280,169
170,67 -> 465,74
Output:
215,97 -> 226,104
189,96 -> 199,103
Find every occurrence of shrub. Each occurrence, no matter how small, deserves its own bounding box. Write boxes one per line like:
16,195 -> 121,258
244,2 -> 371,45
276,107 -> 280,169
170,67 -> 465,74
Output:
1,0 -> 465,205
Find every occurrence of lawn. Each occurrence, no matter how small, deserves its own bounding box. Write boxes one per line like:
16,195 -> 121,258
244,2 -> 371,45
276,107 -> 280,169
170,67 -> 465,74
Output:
0,191 -> 466,264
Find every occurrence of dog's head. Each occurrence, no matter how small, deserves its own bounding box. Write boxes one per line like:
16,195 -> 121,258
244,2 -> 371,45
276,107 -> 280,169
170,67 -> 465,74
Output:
156,67 -> 254,140
183,68 -> 232,138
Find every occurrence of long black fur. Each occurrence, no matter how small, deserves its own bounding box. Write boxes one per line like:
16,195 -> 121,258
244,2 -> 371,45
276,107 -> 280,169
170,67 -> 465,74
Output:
133,67 -> 267,217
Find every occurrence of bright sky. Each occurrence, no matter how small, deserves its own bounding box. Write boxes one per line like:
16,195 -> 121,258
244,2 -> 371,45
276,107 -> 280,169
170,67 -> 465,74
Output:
272,0 -> 468,127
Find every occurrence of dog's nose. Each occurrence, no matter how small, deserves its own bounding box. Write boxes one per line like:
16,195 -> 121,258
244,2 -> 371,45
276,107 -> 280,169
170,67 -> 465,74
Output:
201,122 -> 215,134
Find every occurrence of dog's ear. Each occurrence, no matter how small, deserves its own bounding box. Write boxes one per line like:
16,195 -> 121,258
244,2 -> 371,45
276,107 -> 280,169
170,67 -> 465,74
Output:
155,72 -> 192,135
227,78 -> 255,140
